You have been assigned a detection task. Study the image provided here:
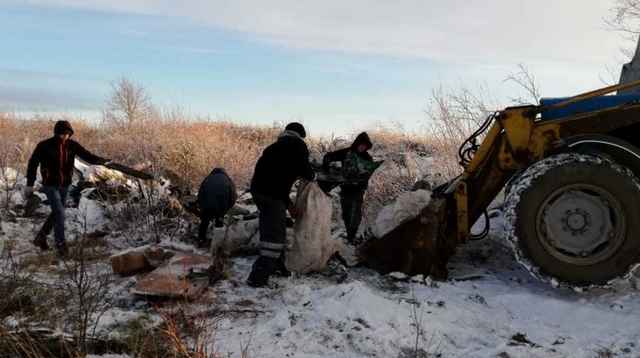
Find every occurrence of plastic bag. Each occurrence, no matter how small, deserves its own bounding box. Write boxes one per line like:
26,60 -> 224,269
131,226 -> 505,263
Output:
317,152 -> 383,193
342,151 -> 383,182
286,180 -> 335,274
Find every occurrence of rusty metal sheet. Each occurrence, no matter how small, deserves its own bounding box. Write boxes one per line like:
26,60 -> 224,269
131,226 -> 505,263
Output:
131,253 -> 212,298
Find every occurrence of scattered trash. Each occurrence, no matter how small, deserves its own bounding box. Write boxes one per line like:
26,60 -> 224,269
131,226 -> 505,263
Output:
110,245 -> 166,276
131,253 -> 213,298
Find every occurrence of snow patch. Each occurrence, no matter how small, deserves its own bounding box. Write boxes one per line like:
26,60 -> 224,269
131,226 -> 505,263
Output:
372,189 -> 431,238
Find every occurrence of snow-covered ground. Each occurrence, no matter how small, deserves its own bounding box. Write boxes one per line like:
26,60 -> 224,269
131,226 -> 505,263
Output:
1,164 -> 640,358
202,216 -> 640,358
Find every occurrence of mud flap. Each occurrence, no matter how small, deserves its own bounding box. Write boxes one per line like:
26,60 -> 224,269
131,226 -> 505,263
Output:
358,198 -> 450,279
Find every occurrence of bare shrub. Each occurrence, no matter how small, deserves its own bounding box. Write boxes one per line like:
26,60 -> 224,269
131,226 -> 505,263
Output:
0,111 -> 34,211
0,323 -> 66,358
605,0 -> 640,58
155,296 -> 229,358
52,208 -> 115,356
102,181 -> 185,245
425,82 -> 502,179
1,113 -> 282,192
103,76 -> 156,129
0,240 -> 35,322
504,64 -> 541,105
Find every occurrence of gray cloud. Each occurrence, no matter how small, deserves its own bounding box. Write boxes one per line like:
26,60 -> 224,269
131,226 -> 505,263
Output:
2,0 -> 620,64
153,45 -> 223,55
0,66 -> 104,83
0,86 -> 100,110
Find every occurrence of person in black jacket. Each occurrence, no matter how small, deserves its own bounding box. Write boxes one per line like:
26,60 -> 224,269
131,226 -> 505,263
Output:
25,121 -> 109,257
247,122 -> 316,287
197,167 -> 238,245
323,132 -> 373,242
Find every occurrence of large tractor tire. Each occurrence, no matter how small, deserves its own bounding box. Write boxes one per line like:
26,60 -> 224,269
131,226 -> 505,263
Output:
504,153 -> 640,287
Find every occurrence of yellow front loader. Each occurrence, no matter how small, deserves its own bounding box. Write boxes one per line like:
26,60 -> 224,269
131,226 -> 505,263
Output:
361,80 -> 640,287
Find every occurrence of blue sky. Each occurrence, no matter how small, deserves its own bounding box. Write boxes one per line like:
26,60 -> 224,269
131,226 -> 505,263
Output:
0,0 -> 625,135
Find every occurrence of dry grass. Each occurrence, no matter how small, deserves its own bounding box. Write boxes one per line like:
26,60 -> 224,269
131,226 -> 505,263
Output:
0,110 -> 281,191
1,105 -> 474,233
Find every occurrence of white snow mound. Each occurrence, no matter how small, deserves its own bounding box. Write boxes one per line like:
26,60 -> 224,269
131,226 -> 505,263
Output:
372,189 -> 431,238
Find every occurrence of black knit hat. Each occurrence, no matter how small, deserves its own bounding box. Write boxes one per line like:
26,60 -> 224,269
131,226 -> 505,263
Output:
285,122 -> 307,138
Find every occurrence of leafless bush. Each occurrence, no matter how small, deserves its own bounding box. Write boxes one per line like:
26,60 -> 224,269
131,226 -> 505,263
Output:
0,240 -> 36,322
504,64 -> 541,105
425,82 -> 502,179
155,295 -> 232,358
1,114 -> 282,193
102,76 -> 156,129
52,208 -> 115,356
101,179 -> 186,245
398,286 -> 440,358
0,111 -> 35,211
605,0 -> 640,57
0,323 -> 67,358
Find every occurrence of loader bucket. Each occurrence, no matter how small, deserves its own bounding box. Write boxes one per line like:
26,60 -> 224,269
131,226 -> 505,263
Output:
358,197 -> 451,280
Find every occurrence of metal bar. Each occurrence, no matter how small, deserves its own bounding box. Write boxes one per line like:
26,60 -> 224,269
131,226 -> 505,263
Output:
534,79 -> 640,115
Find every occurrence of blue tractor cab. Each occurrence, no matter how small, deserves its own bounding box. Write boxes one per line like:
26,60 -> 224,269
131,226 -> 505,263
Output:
540,94 -> 640,121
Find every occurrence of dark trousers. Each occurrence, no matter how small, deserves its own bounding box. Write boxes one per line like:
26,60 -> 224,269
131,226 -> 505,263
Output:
41,185 -> 69,250
198,209 -> 223,242
340,186 -> 365,240
248,192 -> 286,283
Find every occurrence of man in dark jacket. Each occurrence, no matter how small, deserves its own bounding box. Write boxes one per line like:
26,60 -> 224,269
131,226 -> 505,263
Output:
323,132 -> 373,242
197,168 -> 238,245
247,122 -> 316,287
25,121 -> 109,257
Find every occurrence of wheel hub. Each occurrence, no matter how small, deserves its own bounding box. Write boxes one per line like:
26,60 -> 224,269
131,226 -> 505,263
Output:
537,184 -> 626,266
565,211 -> 587,231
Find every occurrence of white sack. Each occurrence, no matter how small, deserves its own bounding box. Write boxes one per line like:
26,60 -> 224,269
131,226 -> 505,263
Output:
210,219 -> 260,253
286,180 -> 335,274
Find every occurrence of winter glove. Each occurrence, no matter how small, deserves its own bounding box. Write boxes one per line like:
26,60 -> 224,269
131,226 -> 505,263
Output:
24,186 -> 34,198
287,203 -> 299,219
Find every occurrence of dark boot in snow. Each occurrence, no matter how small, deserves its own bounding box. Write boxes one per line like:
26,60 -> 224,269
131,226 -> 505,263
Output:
273,257 -> 291,278
32,232 -> 50,250
246,275 -> 269,288
55,242 -> 69,259
247,256 -> 275,288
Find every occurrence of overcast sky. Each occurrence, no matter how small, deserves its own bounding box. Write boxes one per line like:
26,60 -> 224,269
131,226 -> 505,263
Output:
0,0 -> 627,135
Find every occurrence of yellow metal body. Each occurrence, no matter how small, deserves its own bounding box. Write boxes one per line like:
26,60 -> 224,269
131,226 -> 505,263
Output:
361,79 -> 640,279
453,79 -> 640,244
455,181 -> 469,244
